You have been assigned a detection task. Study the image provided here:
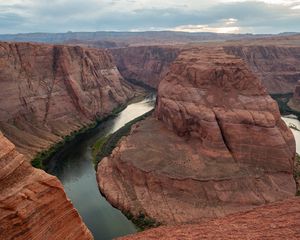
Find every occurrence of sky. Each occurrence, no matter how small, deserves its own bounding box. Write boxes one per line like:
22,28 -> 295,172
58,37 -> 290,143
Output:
0,0 -> 300,34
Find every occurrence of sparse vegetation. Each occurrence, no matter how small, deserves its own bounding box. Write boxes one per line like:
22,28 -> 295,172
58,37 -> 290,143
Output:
270,93 -> 300,120
92,134 -> 112,160
289,123 -> 300,131
30,102 -> 133,170
93,109 -> 154,167
125,212 -> 161,231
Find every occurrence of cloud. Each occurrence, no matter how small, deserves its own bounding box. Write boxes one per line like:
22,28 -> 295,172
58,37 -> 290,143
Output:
0,0 -> 299,33
171,18 -> 240,33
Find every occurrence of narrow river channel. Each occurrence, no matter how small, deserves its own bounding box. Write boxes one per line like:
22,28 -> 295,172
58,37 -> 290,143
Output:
44,95 -> 155,240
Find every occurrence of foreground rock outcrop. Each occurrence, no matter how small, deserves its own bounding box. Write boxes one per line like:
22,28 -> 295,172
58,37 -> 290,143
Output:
0,41 -> 135,158
224,45 -> 300,94
0,132 -> 93,239
111,46 -> 180,88
98,47 -> 296,225
119,197 -> 300,240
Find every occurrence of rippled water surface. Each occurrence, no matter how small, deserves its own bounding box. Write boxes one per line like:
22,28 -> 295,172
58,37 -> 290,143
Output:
45,95 -> 155,240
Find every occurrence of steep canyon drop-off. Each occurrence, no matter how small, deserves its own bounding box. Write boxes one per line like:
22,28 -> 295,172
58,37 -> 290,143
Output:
98,47 -> 296,224
0,132 -> 93,239
0,42 -> 135,158
0,41 -> 138,240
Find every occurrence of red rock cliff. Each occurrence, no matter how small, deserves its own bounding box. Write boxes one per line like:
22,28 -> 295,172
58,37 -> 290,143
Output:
0,132 -> 93,239
224,45 -> 300,94
110,46 -> 180,88
98,47 -> 296,225
119,197 -> 300,240
0,42 -> 134,158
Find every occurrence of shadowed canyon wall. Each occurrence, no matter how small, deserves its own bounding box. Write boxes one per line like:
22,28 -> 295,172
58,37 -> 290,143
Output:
0,132 -> 93,240
224,45 -> 300,94
111,44 -> 300,94
0,42 -> 135,158
110,46 -> 180,89
98,47 -> 296,225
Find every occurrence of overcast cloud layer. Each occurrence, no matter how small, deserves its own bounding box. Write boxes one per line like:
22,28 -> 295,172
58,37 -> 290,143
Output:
0,0 -> 300,34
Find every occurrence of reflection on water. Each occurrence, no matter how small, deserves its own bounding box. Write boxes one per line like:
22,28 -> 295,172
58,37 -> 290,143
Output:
45,94 -> 155,240
282,114 -> 300,154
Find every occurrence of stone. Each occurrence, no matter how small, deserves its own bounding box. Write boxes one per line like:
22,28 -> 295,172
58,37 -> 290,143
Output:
0,132 -> 93,239
0,41 -> 135,158
111,46 -> 180,88
224,45 -> 300,94
98,47 -> 296,225
119,197 -> 300,240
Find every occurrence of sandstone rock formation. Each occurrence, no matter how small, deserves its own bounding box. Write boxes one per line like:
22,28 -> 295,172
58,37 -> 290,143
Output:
0,41 -> 135,158
0,132 -> 93,239
224,45 -> 300,94
288,80 -> 300,111
111,46 -> 180,88
98,47 -> 296,225
119,197 -> 300,240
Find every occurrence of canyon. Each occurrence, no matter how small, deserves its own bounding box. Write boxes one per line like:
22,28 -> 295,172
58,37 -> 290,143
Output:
0,41 -> 138,240
110,46 -> 180,88
0,34 -> 300,240
98,46 -> 296,225
0,42 -> 135,159
109,36 -> 300,94
224,45 -> 300,94
0,131 -> 93,239
119,197 -> 300,240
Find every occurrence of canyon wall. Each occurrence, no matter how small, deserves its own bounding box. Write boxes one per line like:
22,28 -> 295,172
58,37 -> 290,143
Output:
0,42 -> 135,158
110,46 -> 180,88
119,197 -> 300,240
111,44 -> 300,93
98,47 -> 296,225
224,45 -> 300,94
287,80 -> 300,111
0,132 -> 93,239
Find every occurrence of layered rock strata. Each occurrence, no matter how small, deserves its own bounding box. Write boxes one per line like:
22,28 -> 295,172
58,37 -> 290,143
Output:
111,46 -> 180,88
224,45 -> 300,94
98,47 -> 296,225
119,197 -> 300,240
0,132 -> 93,239
0,42 -> 134,158
288,80 -> 300,111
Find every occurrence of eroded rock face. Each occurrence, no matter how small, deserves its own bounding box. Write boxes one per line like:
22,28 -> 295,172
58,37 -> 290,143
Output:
288,80 -> 300,111
224,45 -> 300,94
110,46 -> 180,88
119,197 -> 300,240
98,47 -> 296,225
0,42 -> 134,158
0,132 -> 93,239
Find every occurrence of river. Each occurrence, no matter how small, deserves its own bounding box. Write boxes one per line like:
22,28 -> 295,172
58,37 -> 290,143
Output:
282,115 -> 300,154
45,95 -> 155,240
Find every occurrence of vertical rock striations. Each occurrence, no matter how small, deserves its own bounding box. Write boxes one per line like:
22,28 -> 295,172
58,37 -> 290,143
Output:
224,45 -> 300,94
110,46 -> 180,89
0,132 -> 93,239
98,47 -> 296,225
0,42 -> 134,158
